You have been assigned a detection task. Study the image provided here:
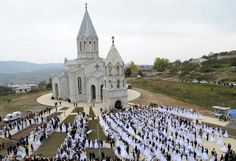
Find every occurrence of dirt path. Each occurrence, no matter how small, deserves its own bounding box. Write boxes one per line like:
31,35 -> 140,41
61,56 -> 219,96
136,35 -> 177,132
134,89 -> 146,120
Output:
130,87 -> 210,115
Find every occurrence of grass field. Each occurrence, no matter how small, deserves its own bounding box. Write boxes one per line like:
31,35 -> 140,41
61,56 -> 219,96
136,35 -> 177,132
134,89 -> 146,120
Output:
0,90 -> 50,116
89,106 -> 96,118
0,138 -> 16,155
34,132 -> 66,157
72,107 -> 84,113
11,124 -> 38,141
62,115 -> 76,124
87,119 -> 107,141
128,78 -> 236,109
86,148 -> 114,158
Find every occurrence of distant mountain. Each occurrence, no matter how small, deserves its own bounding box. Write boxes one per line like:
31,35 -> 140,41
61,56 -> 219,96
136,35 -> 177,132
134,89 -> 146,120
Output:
0,61 -> 63,85
0,61 -> 63,74
0,68 -> 63,86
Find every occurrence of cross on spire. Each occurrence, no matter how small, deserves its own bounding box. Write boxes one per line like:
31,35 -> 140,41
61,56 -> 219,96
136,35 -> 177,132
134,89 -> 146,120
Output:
112,36 -> 115,44
85,2 -> 88,10
95,64 -> 100,70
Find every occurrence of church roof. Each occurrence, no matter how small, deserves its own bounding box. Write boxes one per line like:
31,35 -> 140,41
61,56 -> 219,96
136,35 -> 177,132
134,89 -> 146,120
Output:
87,69 -> 104,79
105,43 -> 124,66
77,8 -> 97,38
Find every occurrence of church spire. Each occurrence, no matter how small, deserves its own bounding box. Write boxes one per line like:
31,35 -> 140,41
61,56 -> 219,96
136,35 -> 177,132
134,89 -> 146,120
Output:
112,36 -> 115,45
77,4 -> 97,38
77,4 -> 99,59
85,2 -> 88,10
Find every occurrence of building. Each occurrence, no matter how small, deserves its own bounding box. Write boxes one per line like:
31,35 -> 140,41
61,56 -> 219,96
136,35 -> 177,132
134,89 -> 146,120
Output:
189,58 -> 207,64
52,5 -> 128,110
8,83 -> 38,94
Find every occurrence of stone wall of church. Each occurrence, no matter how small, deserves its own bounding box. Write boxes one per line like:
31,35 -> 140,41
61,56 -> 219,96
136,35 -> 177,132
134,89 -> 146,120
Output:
52,78 -> 60,98
103,88 -> 128,110
59,76 -> 69,99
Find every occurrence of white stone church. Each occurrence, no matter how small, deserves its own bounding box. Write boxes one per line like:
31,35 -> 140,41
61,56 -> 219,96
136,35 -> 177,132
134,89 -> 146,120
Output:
52,6 -> 128,110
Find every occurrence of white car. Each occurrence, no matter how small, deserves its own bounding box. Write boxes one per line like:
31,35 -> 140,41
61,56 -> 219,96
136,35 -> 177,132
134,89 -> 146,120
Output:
3,111 -> 22,122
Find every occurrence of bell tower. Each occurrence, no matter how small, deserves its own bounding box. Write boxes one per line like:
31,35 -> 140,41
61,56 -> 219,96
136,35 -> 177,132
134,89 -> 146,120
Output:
103,36 -> 128,110
77,4 -> 99,59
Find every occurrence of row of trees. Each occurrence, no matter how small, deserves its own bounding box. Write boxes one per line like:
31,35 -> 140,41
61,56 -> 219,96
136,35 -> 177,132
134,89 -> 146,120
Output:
125,58 -> 172,77
125,57 -> 188,77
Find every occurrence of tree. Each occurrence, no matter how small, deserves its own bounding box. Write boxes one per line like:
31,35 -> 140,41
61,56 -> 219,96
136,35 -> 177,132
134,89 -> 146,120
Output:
46,77 -> 52,89
138,70 -> 144,76
154,57 -> 169,72
125,67 -> 131,77
130,61 -> 138,74
173,59 -> 181,67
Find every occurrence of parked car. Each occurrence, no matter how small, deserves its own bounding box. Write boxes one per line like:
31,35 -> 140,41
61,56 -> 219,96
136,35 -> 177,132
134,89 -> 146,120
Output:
3,111 -> 22,122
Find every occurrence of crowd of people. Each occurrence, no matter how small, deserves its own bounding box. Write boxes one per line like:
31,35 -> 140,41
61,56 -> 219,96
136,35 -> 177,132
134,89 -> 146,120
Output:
2,107 -> 52,139
100,105 -> 236,161
4,115 -> 60,160
55,112 -> 88,160
1,103 -> 236,161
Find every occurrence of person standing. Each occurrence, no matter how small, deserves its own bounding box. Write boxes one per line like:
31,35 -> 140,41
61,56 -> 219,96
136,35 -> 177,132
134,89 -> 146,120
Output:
30,144 -> 34,152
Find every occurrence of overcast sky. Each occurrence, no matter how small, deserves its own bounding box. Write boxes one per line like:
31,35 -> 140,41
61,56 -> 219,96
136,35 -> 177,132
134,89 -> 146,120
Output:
0,0 -> 236,65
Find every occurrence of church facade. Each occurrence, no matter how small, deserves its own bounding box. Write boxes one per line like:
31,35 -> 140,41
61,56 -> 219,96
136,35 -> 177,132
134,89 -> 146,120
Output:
52,6 -> 128,110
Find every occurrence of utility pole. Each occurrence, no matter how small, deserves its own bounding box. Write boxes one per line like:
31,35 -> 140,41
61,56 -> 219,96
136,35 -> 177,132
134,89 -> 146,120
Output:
97,124 -> 101,157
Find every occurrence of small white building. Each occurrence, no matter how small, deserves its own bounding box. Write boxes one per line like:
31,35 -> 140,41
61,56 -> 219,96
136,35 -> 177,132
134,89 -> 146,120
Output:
8,83 -> 38,94
192,79 -> 199,83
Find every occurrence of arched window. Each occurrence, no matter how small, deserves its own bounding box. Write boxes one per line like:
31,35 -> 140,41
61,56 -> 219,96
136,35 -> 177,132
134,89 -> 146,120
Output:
89,41 -> 92,52
78,77 -> 82,94
109,80 -> 113,88
116,66 -> 119,76
84,42 -> 86,51
94,41 -> 96,51
79,42 -> 82,51
117,80 -> 120,88
109,66 -> 113,76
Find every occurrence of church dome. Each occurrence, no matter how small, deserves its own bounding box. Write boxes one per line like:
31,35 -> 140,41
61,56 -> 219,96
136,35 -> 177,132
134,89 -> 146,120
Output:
105,37 -> 124,66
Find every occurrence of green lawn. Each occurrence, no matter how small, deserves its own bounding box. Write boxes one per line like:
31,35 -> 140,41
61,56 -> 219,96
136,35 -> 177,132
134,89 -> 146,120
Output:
72,107 -> 84,113
34,132 -> 66,157
89,106 -> 96,118
86,148 -> 114,158
62,115 -> 76,124
0,95 -> 17,104
129,78 -> 236,109
87,119 -> 107,141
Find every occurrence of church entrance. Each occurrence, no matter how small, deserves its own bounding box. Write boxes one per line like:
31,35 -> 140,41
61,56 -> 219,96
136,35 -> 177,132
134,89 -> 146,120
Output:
54,83 -> 59,97
91,85 -> 96,102
115,100 -> 122,109
100,85 -> 103,102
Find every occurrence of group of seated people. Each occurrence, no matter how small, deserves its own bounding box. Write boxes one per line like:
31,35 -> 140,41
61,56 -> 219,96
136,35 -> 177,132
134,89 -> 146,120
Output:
100,105 -> 235,161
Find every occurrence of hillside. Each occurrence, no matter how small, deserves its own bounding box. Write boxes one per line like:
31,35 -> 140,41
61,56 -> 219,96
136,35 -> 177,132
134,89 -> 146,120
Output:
174,51 -> 236,82
0,68 -> 63,85
128,78 -> 236,109
0,61 -> 63,73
